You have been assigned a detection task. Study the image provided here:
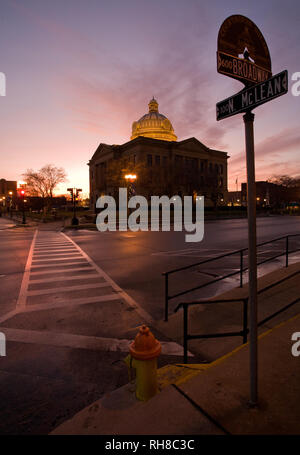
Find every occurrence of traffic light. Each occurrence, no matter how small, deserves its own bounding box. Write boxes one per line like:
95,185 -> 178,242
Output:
67,188 -> 74,201
75,188 -> 82,200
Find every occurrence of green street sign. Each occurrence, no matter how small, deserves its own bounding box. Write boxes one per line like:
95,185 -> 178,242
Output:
216,70 -> 288,121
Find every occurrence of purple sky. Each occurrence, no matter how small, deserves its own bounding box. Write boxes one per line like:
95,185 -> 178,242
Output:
1,0 -> 300,195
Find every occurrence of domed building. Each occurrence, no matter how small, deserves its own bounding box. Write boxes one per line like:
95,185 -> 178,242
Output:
131,98 -> 177,142
89,98 -> 228,209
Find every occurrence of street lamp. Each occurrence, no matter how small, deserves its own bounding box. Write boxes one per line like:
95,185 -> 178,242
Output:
8,192 -> 13,217
20,190 -> 26,224
124,174 -> 137,182
67,187 -> 82,226
124,174 -> 137,197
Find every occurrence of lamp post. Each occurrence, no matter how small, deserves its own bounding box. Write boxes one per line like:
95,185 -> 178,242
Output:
67,188 -> 82,226
8,192 -> 13,217
124,174 -> 137,219
124,174 -> 137,196
20,190 -> 26,224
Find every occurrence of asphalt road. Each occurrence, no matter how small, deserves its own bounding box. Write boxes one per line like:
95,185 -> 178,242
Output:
67,215 -> 300,319
0,215 -> 299,434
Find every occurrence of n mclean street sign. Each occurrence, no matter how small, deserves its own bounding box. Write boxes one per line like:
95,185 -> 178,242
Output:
216,70 -> 288,121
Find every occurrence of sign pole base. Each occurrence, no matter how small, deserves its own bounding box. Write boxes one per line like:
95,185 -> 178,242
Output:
243,110 -> 258,406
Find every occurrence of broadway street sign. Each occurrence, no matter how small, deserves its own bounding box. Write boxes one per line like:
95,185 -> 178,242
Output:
216,70 -> 288,121
217,15 -> 272,86
217,51 -> 272,85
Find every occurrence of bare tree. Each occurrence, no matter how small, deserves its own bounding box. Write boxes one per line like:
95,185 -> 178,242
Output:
23,164 -> 67,210
267,174 -> 300,188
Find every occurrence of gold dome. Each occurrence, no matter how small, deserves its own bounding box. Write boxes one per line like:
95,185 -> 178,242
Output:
131,97 -> 177,142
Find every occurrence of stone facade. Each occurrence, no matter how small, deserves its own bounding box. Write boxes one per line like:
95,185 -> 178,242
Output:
89,135 -> 228,210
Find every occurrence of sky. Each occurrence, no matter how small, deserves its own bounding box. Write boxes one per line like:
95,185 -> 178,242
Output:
1,0 -> 300,196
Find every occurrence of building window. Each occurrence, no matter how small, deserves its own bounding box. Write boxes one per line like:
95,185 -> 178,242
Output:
163,156 -> 167,166
215,164 -> 219,174
200,161 -> 204,172
220,164 -> 223,174
155,155 -> 160,166
175,155 -> 183,165
147,154 -> 152,167
209,163 -> 213,173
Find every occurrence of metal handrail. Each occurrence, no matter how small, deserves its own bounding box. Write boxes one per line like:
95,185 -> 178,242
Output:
163,233 -> 300,321
175,268 -> 300,363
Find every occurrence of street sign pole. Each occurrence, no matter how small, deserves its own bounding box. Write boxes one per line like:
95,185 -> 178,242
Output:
243,110 -> 258,406
217,14 -> 288,407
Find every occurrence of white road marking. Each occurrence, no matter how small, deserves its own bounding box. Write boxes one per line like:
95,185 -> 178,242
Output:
32,255 -> 83,262
33,252 -> 80,258
0,327 -> 193,357
29,274 -> 100,284
26,281 -> 112,296
31,261 -> 88,269
34,248 -> 75,253
22,293 -> 121,312
1,231 -> 187,359
61,231 -> 153,324
16,230 -> 38,308
30,266 -> 94,275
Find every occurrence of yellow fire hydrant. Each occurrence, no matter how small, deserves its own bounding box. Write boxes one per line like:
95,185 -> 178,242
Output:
125,325 -> 161,401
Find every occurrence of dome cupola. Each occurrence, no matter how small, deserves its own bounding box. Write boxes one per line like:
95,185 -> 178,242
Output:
131,98 -> 177,142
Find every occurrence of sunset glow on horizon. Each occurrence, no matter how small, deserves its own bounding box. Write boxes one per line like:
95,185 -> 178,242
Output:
1,0 -> 300,196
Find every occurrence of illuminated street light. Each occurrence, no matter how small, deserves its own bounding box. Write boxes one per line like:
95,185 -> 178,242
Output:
124,174 -> 137,198
124,174 -> 137,181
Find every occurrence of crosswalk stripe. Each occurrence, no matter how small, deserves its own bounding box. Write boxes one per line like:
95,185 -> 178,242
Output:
27,282 -> 112,296
32,255 -> 82,261
33,252 -> 79,258
31,261 -> 88,269
29,274 -> 100,284
61,231 -> 153,323
30,266 -> 94,275
22,293 -> 121,312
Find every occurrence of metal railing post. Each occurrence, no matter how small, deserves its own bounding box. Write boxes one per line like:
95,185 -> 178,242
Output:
243,298 -> 248,344
164,274 -> 169,321
286,236 -> 289,268
183,304 -> 188,364
240,250 -> 243,287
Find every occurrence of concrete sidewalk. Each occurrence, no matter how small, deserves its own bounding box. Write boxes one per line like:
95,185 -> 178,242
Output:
52,265 -> 300,435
